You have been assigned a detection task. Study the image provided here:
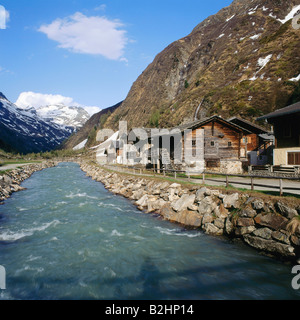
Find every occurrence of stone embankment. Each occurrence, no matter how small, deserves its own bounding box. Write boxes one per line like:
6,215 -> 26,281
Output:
0,162 -> 57,203
81,162 -> 300,263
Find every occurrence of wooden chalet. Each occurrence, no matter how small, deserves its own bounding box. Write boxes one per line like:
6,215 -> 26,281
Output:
257,101 -> 300,166
147,115 -> 267,174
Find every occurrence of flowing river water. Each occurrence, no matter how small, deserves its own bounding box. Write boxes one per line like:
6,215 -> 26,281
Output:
0,162 -> 299,300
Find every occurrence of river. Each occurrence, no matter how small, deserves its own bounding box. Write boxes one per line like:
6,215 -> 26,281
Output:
0,162 -> 299,300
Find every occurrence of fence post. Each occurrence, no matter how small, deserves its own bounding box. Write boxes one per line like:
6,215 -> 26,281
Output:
226,175 -> 229,188
174,171 -> 177,179
163,169 -> 166,177
251,177 -> 254,191
202,172 -> 205,185
280,179 -> 283,196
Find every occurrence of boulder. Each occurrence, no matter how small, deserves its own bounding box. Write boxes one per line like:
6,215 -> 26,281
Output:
187,204 -> 198,211
169,183 -> 181,189
204,189 -> 220,197
272,230 -> 291,245
291,235 -> 300,247
135,194 -> 148,208
243,235 -> 295,258
214,218 -> 225,229
252,199 -> 264,211
195,187 -> 208,202
235,226 -> 256,236
237,217 -> 255,227
275,202 -> 298,220
204,223 -> 223,236
171,194 -> 196,212
177,210 -> 203,227
131,189 -> 145,200
223,193 -> 239,209
214,204 -> 229,219
225,217 -> 234,235
253,228 -> 273,240
254,213 -> 289,231
198,196 -> 217,215
168,188 -> 180,202
147,198 -> 166,213
202,212 -> 214,225
240,207 -> 257,218
160,204 -> 177,221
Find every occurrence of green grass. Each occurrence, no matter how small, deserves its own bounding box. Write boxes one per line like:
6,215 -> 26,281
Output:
0,160 -> 42,166
90,162 -> 300,200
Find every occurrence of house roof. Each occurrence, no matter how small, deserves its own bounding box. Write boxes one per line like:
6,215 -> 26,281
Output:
173,115 -> 252,134
228,117 -> 270,134
257,101 -> 300,121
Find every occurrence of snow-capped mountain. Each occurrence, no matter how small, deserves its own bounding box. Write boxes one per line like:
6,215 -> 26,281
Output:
0,92 -> 77,153
21,104 -> 90,130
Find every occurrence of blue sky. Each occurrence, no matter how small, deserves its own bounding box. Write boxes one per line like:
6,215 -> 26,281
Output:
0,0 -> 232,113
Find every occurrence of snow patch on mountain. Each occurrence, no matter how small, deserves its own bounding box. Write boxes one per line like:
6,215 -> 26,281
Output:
0,92 -> 76,153
73,139 -> 88,150
278,5 -> 300,24
28,104 -> 90,129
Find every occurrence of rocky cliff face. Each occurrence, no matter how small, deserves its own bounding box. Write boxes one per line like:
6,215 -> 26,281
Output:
104,0 -> 300,130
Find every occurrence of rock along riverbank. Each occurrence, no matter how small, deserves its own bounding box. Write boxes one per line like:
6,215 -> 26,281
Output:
0,161 -> 57,204
80,161 -> 300,263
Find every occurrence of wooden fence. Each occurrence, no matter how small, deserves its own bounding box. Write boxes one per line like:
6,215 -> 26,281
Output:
103,164 -> 300,196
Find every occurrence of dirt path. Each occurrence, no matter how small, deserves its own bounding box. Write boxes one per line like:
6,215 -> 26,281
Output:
0,163 -> 36,172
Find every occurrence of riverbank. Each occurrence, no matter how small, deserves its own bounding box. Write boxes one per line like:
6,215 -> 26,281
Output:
0,161 -> 58,204
80,161 -> 300,263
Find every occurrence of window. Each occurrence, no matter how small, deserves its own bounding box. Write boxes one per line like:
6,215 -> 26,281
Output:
228,141 -> 232,147
288,152 -> 300,165
211,141 -> 215,147
206,159 -> 220,168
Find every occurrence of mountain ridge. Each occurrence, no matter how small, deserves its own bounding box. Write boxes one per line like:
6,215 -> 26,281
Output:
102,0 -> 300,130
0,93 -> 79,153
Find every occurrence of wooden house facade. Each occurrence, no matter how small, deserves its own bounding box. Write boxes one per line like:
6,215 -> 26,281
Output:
177,116 -> 252,174
257,101 -> 300,166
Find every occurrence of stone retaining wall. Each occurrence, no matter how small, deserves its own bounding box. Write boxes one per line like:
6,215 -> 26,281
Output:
81,162 -> 300,263
0,162 -> 57,203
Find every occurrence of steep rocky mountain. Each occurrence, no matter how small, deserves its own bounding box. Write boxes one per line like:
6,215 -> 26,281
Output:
61,101 -> 123,150
103,0 -> 300,130
0,93 -> 77,153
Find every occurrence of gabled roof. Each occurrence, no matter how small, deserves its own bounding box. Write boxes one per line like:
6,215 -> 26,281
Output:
173,115 -> 252,134
257,101 -> 300,121
228,117 -> 270,134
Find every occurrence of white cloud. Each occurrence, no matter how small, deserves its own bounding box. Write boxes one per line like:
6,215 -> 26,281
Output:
83,106 -> 102,116
94,4 -> 107,12
0,6 -> 9,29
38,12 -> 128,60
15,92 -> 101,116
